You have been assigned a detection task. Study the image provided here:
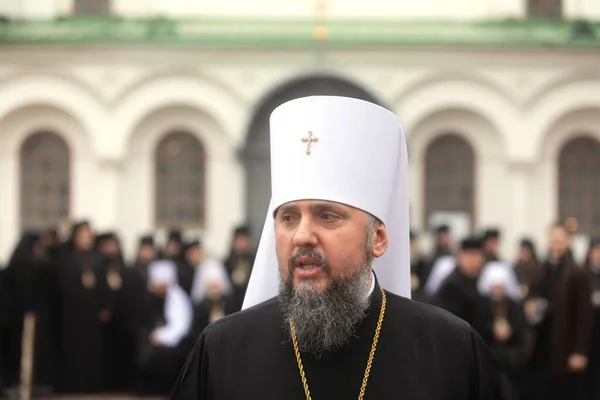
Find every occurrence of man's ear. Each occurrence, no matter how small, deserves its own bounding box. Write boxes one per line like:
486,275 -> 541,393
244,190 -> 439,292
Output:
371,222 -> 389,258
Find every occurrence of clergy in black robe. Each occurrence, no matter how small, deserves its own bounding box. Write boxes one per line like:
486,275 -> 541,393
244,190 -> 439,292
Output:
184,240 -> 205,295
431,237 -> 489,337
112,236 -> 157,391
514,238 -> 540,298
223,225 -> 255,311
482,228 -> 502,263
95,232 -> 133,392
409,230 -> 430,302
137,260 -> 192,396
585,238 -> 600,399
172,96 -> 508,400
55,221 -> 107,394
188,258 -> 236,340
478,263 -> 529,398
431,224 -> 453,261
2,231 -> 59,395
3,231 -> 41,388
133,235 -> 158,281
165,230 -> 195,295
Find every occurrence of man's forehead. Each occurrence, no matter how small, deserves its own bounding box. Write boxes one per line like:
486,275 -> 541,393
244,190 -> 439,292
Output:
275,199 -> 361,213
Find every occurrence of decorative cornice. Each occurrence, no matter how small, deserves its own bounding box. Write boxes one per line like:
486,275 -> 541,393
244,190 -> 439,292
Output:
0,17 -> 599,49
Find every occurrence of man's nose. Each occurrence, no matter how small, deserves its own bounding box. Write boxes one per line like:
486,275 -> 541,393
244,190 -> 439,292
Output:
292,218 -> 318,249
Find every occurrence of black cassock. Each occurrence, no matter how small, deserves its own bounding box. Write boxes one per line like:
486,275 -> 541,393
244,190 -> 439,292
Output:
56,249 -> 106,393
480,297 -> 529,399
431,268 -> 489,338
171,281 -> 509,400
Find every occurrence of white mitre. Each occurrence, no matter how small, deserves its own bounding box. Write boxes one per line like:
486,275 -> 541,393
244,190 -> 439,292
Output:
477,261 -> 522,302
149,259 -> 178,285
242,96 -> 411,309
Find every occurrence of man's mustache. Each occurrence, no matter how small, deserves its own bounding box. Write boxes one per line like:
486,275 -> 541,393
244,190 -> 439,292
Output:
288,249 -> 329,273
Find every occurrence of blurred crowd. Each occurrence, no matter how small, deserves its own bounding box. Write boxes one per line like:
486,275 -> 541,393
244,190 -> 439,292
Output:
0,220 -> 599,400
412,224 -> 600,400
0,221 -> 255,398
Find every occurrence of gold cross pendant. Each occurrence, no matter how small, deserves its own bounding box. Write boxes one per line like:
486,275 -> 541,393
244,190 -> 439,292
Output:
301,131 -> 319,155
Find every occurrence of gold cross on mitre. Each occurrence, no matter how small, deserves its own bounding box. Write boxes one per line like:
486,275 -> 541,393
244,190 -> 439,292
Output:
301,131 -> 319,155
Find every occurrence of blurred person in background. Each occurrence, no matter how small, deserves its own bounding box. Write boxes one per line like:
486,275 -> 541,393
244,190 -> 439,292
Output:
422,225 -> 456,302
163,230 -> 184,263
165,230 -> 194,295
136,259 -> 192,396
190,253 -> 235,329
2,230 -> 60,395
431,224 -> 453,261
223,225 -> 255,311
409,230 -> 430,302
514,238 -> 541,298
3,231 -> 42,389
188,240 -> 232,307
482,228 -> 502,263
55,220 -> 106,394
431,236 -> 489,337
94,232 -> 136,393
133,236 -> 157,282
478,264 -> 529,399
39,229 -> 61,263
116,234 -> 160,392
585,238 -> 600,399
184,240 -> 204,298
524,223 -> 594,400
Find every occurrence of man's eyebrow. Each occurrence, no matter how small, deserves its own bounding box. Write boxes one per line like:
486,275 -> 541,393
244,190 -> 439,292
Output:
276,204 -> 298,215
311,202 -> 349,215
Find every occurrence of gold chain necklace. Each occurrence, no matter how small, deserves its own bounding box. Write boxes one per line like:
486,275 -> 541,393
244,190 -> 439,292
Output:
289,287 -> 387,400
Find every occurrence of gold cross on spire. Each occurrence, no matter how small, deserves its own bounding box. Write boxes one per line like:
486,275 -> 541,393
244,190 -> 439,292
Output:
301,131 -> 319,155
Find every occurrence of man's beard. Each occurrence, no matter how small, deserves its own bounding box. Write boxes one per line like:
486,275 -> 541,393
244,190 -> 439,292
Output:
278,240 -> 374,359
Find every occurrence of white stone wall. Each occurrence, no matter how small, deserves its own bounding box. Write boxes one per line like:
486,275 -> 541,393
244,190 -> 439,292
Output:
2,0 -> 599,19
130,0 -> 525,19
565,0 -> 600,18
1,47 -> 599,265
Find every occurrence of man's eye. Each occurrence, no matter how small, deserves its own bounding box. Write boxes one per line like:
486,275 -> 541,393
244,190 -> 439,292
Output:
321,213 -> 338,221
282,215 -> 295,223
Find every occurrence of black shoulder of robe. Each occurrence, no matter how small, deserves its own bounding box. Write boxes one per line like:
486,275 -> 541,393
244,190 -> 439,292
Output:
171,282 -> 510,400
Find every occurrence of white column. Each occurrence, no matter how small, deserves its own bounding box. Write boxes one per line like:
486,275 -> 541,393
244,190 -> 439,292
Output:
506,162 -> 535,258
206,157 -> 245,260
510,163 -> 530,236
82,158 -> 122,233
0,153 -> 18,265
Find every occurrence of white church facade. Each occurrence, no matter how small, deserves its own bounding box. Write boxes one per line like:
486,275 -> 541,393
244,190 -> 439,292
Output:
0,0 -> 599,263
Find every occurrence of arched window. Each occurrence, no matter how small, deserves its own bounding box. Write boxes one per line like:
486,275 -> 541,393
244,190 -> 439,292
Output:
74,0 -> 111,14
425,134 -> 475,227
20,131 -> 70,230
559,136 -> 600,235
155,131 -> 205,228
527,0 -> 562,19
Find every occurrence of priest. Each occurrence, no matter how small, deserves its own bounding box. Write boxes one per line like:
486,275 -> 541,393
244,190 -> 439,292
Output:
171,96 -> 508,399
137,260 -> 192,396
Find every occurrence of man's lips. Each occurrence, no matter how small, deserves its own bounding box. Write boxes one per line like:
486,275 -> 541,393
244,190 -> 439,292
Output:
294,255 -> 322,267
292,255 -> 326,278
